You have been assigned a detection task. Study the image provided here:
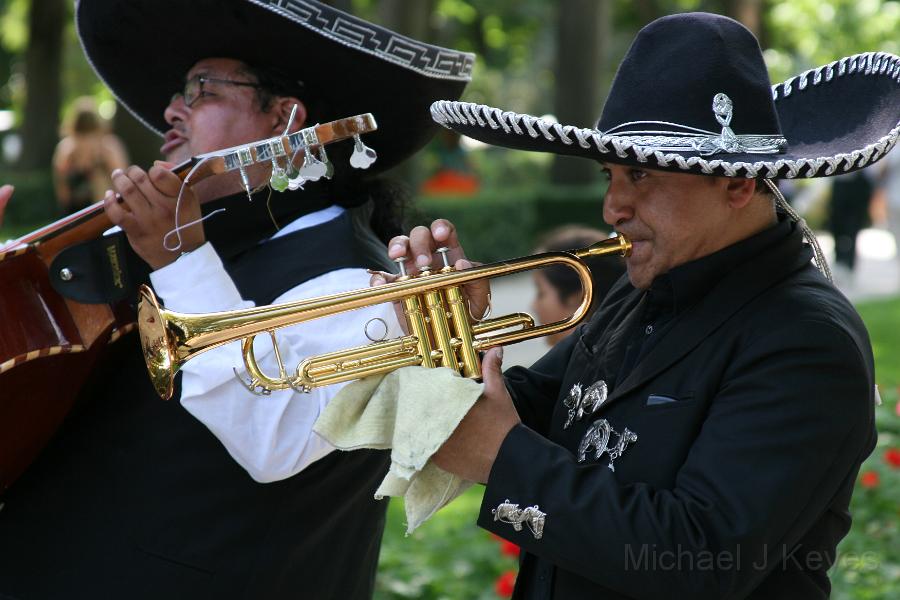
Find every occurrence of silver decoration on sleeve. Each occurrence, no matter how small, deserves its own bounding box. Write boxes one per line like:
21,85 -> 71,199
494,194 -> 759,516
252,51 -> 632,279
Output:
577,419 -> 638,471
493,499 -> 547,540
563,379 -> 608,429
604,93 -> 787,157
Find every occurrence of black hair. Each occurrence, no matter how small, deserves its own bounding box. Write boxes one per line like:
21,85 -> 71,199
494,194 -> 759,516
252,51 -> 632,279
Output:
236,63 -> 306,112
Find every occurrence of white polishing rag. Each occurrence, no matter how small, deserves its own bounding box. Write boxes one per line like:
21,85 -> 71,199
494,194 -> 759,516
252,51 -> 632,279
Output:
313,366 -> 483,534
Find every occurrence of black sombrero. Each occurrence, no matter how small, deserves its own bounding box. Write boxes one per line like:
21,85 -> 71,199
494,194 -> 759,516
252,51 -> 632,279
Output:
431,12 -> 899,179
76,0 -> 475,173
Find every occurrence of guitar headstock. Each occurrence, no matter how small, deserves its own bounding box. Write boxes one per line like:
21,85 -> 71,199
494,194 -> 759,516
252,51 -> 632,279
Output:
171,113 -> 378,194
0,114 -> 379,252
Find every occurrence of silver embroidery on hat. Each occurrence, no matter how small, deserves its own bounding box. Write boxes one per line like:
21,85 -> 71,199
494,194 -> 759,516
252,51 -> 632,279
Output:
577,419 -> 638,471
563,380 -> 609,429
603,93 -> 787,156
493,499 -> 546,540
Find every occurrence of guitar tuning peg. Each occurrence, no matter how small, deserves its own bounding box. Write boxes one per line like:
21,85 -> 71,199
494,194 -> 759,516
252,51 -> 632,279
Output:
286,162 -> 305,190
239,166 -> 253,199
319,146 -> 334,180
350,134 -> 377,169
298,148 -> 328,182
287,172 -> 306,190
270,158 -> 289,192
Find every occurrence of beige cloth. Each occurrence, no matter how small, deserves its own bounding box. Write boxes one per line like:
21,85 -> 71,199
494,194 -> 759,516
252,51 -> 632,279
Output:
313,366 -> 483,533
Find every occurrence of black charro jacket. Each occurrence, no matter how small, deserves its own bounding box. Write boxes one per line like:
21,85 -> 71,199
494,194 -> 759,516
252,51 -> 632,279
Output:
479,220 -> 877,599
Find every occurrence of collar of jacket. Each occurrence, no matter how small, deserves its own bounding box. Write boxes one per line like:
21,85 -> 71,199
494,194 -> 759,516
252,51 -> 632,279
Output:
595,215 -> 812,410
645,213 -> 793,319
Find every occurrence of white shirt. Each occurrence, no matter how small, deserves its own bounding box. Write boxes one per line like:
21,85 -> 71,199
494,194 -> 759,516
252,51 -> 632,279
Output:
149,207 -> 401,483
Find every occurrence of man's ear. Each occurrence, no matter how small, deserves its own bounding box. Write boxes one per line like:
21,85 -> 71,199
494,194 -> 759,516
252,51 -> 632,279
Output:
726,177 -> 757,209
271,97 -> 307,134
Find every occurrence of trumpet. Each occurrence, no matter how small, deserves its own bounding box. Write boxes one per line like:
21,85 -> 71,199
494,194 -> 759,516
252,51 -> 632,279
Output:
138,234 -> 631,400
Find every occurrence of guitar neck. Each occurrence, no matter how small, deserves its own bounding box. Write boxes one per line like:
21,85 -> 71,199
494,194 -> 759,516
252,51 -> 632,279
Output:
1,113 -> 377,252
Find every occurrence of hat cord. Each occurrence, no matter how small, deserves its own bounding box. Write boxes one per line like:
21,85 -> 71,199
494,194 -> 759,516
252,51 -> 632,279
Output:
763,179 -> 833,283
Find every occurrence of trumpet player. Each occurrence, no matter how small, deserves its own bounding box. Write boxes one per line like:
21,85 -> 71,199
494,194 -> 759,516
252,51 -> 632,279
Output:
384,13 -> 894,599
0,1 -> 473,598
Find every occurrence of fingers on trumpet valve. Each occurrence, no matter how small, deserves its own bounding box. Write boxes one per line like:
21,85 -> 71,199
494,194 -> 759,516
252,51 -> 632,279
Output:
387,219 -> 466,275
383,226 -> 490,323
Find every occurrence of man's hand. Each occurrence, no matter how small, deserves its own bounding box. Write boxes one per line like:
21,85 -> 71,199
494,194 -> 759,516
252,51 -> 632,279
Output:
0,184 -> 13,228
431,347 -> 520,484
104,163 -> 204,270
371,219 -> 491,328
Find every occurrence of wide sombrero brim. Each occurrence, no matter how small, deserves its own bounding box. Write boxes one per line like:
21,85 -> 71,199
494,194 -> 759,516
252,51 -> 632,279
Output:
431,52 -> 900,179
76,0 -> 475,173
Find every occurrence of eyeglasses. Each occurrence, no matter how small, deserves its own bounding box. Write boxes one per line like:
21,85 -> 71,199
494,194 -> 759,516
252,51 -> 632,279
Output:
174,75 -> 264,107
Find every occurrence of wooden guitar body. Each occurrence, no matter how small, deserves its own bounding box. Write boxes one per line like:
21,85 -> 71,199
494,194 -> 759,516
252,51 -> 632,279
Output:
0,243 -> 135,494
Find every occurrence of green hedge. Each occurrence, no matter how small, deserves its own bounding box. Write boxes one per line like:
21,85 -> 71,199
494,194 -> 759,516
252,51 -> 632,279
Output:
416,183 -> 609,262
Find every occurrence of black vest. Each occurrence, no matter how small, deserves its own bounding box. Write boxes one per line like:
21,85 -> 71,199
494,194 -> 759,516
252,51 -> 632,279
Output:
0,213 -> 391,599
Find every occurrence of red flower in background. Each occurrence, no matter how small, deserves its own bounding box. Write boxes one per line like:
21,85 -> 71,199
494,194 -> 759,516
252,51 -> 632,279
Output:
884,448 -> 900,468
495,570 -> 517,597
500,540 -> 521,557
860,471 -> 880,489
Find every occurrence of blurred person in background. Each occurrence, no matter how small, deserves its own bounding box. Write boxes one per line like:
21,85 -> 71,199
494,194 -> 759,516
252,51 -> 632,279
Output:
532,225 -> 625,346
826,169 -> 875,284
873,143 -> 900,278
52,96 -> 129,215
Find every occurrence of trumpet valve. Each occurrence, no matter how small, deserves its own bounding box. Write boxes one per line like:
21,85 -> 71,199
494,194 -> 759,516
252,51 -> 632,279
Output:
394,256 -> 409,279
436,247 -> 454,272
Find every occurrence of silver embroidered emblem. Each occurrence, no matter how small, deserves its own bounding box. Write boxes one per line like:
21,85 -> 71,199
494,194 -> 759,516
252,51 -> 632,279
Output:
602,92 -> 786,157
583,380 -> 608,414
563,380 -> 608,429
577,419 -> 638,471
493,499 -> 546,540
563,383 -> 583,429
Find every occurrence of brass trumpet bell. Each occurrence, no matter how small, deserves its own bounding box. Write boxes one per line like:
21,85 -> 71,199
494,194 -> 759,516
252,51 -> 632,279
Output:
138,234 -> 631,400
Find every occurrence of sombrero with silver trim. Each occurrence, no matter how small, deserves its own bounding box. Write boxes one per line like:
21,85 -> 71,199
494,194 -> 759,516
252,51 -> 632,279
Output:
76,0 -> 475,172
431,12 -> 899,179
